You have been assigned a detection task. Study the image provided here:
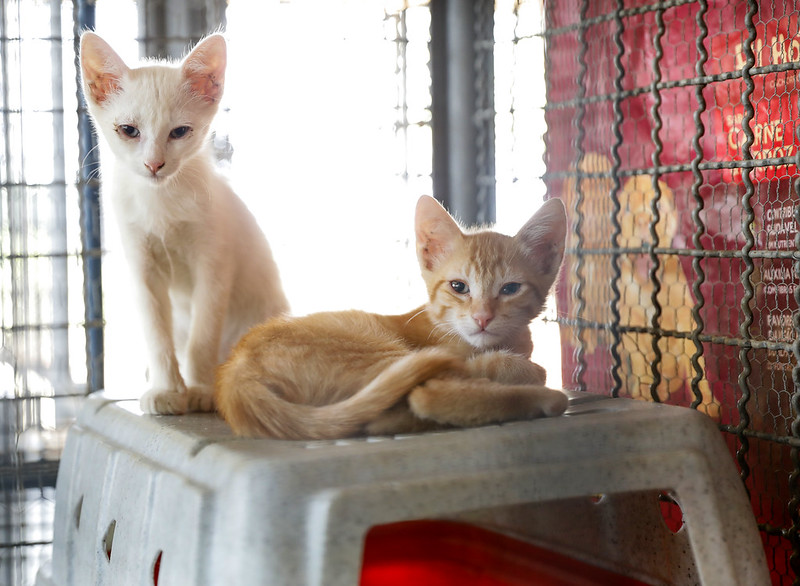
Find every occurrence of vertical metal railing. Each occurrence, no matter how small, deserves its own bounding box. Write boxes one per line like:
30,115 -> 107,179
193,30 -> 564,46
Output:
607,0 -> 625,398
570,0 -> 589,392
645,2 -> 665,403
138,0 -> 227,59
689,0 -> 710,413
389,6 -> 410,188
430,0 -> 494,225
0,0 -> 25,553
49,0 -> 70,390
74,0 -> 103,393
472,0 -> 495,224
735,0 -> 758,495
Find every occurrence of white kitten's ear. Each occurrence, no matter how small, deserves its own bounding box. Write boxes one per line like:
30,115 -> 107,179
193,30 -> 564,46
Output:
516,198 -> 568,281
182,34 -> 226,103
415,195 -> 463,271
80,32 -> 128,106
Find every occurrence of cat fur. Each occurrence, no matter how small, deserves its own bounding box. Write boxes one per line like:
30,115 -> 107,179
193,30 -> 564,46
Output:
215,195 -> 568,439
80,32 -> 289,415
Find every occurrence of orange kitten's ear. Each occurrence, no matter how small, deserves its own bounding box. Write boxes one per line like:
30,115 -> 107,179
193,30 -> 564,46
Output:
182,34 -> 226,103
415,196 -> 463,271
80,32 -> 128,106
516,198 -> 568,281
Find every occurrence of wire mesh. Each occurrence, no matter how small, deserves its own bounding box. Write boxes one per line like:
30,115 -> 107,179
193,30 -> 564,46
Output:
0,1 -> 93,584
385,1 -> 434,198
473,0 -> 496,224
0,1 -> 227,583
543,0 -> 800,583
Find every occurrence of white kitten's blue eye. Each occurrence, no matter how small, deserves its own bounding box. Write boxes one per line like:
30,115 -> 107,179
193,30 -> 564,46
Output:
117,124 -> 139,138
500,282 -> 521,295
450,280 -> 469,294
170,126 -> 191,139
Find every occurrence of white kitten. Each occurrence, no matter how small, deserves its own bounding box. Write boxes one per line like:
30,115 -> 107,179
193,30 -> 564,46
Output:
80,32 -> 289,415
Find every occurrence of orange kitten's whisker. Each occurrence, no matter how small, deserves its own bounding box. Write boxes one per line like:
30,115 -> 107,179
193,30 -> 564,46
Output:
404,307 -> 428,328
429,323 -> 460,345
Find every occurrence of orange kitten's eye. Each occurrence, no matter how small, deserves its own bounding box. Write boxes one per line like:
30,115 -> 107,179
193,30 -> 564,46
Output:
117,124 -> 139,138
170,126 -> 191,139
450,280 -> 469,294
500,282 -> 521,295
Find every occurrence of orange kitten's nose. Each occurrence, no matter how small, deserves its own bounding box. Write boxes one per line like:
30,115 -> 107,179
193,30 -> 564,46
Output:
473,312 -> 493,330
145,160 -> 165,175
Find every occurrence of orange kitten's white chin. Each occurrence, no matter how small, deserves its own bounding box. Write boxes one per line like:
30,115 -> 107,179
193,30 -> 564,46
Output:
460,328 -> 503,349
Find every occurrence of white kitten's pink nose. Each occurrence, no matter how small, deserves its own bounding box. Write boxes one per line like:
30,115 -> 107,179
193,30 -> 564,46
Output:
145,160 -> 165,175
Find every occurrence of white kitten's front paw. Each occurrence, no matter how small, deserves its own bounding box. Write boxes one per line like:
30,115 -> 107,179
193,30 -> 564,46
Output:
186,385 -> 215,413
140,388 -> 189,415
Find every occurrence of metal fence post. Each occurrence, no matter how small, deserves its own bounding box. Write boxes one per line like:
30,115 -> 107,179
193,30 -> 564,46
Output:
430,0 -> 495,225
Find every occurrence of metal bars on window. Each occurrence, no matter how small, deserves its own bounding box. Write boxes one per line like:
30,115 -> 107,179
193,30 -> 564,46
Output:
544,0 -> 800,582
385,2 -> 434,199
430,0 -> 495,225
0,0 -> 99,583
75,0 -> 103,396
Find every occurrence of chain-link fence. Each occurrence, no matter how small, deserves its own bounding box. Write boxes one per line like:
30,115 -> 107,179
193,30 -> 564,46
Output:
544,1 -> 800,582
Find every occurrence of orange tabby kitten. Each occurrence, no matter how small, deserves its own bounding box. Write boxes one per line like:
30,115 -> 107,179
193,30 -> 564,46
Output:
215,195 -> 568,439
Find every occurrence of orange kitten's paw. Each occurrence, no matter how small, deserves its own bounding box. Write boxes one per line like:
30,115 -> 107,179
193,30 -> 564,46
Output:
140,388 -> 189,415
186,385 -> 215,413
409,380 -> 570,426
365,405 -> 417,436
541,389 -> 569,417
407,383 -> 453,423
365,405 -> 446,436
528,362 -> 547,386
465,352 -> 548,385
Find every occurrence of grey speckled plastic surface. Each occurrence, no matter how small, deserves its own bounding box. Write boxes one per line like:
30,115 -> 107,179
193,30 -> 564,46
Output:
36,390 -> 769,586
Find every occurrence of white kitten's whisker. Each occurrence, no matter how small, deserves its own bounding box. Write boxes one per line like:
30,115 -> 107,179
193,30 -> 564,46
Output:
85,166 -> 101,182
81,144 -> 103,180
80,143 -> 101,167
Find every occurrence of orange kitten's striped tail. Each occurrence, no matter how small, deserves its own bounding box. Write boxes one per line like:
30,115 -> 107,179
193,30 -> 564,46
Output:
214,349 -> 458,440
